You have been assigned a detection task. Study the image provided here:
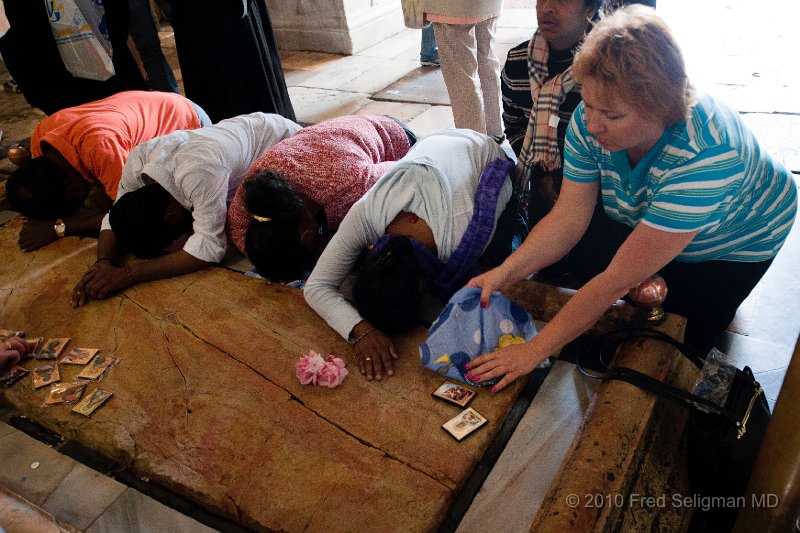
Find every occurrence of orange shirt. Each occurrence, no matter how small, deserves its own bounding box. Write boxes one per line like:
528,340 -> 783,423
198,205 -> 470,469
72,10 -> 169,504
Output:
31,91 -> 201,200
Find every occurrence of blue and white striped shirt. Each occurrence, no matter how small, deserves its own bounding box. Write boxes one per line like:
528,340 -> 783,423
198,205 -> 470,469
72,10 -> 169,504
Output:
564,91 -> 797,262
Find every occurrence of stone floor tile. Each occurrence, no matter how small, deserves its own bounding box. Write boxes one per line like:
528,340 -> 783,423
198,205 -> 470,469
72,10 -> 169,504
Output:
744,214 -> 800,348
406,106 -> 454,137
0,421 -> 15,438
497,7 -> 535,29
279,50 -> 345,72
338,59 -> 419,94
741,114 -> 800,171
283,68 -> 318,87
354,101 -> 430,124
84,488 -> 216,533
373,68 -> 450,106
495,26 -> 532,46
715,333 -> 794,375
359,29 -> 421,59
287,87 -> 372,125
0,431 -> 76,506
754,367 -> 788,403
295,55 -> 385,90
0,487 -> 76,533
41,463 -> 127,531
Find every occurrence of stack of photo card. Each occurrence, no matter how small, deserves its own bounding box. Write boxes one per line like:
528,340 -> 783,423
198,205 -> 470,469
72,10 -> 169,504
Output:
78,355 -> 118,381
442,407 -> 488,442
72,389 -> 113,417
32,363 -> 60,389
432,381 -> 477,408
61,347 -> 99,365
1,366 -> 29,388
44,381 -> 87,405
25,337 -> 42,355
35,338 -> 70,360
0,329 -> 25,340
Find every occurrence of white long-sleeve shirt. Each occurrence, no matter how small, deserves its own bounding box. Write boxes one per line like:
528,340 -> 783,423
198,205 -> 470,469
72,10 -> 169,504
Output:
304,129 -> 512,340
102,112 -> 301,262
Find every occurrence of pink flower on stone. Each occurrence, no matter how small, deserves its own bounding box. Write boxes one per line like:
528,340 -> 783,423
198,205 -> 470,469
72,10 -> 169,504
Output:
317,355 -> 349,388
295,351 -> 326,385
295,351 -> 348,387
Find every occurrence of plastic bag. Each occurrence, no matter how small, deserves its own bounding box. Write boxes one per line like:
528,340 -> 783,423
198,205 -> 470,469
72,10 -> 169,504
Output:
46,0 -> 115,81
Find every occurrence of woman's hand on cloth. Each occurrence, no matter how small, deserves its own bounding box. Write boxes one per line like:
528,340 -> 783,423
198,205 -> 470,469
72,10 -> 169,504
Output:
466,264 -> 520,308
352,321 -> 399,381
71,262 -> 132,307
465,341 -> 547,393
1,336 -> 31,371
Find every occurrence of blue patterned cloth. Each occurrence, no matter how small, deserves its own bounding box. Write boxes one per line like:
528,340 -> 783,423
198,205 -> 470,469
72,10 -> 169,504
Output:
419,287 -> 537,386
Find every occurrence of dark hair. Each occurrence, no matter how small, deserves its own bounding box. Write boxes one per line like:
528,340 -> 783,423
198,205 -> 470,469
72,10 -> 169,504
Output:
109,183 -> 180,258
352,236 -> 423,335
6,157 -> 73,218
587,0 -> 605,20
243,170 -> 305,281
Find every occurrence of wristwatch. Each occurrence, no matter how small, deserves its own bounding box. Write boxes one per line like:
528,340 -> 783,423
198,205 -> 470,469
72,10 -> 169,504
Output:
54,219 -> 66,238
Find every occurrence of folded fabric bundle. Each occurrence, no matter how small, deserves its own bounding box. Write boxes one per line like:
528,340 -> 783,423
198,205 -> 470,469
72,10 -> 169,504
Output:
419,287 -> 537,385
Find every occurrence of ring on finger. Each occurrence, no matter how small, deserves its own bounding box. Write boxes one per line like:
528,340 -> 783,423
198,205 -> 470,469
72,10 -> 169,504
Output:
365,357 -> 372,362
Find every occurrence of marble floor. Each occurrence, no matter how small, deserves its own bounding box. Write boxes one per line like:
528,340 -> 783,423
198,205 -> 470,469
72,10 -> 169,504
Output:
1,0 -> 799,530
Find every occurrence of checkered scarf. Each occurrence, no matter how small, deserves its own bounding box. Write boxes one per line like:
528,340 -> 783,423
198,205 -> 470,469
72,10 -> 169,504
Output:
515,30 -> 577,195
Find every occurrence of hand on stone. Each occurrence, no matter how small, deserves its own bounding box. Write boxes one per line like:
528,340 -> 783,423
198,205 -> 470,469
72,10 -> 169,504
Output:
19,219 -> 58,252
1,336 -> 28,371
354,329 -> 398,382
71,263 -> 132,307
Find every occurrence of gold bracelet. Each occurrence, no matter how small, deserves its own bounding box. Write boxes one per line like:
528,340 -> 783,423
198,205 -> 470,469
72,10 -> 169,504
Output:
353,327 -> 376,345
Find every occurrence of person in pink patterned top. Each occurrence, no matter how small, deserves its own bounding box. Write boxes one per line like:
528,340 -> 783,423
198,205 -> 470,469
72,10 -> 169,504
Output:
226,114 -> 414,281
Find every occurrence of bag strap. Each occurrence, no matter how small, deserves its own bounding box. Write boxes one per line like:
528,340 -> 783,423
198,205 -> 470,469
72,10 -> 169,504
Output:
576,327 -> 735,422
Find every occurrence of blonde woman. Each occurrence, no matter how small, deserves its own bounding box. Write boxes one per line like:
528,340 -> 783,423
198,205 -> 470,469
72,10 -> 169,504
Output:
465,6 -> 796,392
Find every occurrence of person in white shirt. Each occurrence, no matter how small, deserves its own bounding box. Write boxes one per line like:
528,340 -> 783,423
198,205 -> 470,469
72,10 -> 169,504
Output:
71,112 -> 301,307
304,129 -> 516,381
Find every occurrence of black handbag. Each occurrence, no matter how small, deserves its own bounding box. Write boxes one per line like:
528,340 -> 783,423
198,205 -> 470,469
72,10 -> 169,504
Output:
576,327 -> 770,528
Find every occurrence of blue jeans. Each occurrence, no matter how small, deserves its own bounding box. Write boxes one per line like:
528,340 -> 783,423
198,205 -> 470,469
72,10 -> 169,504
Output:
128,0 -> 179,93
420,23 -> 439,63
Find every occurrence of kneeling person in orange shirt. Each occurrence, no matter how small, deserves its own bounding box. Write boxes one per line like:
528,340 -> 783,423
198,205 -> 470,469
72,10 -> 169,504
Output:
6,91 -> 210,251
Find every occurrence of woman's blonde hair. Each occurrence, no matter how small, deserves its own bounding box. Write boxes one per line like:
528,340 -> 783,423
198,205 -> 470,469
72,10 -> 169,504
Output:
573,5 -> 691,125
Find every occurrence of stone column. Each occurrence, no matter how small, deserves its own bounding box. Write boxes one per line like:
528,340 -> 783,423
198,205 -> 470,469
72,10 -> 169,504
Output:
267,0 -> 406,55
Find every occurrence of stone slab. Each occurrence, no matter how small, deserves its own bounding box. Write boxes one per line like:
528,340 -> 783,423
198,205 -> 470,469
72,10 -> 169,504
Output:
0,216 -> 526,533
457,361 -> 598,533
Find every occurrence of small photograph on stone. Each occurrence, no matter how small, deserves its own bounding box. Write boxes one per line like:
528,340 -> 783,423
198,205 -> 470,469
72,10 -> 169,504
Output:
35,338 -> 70,360
1,365 -> 29,388
61,347 -> 99,365
78,355 -> 118,381
72,389 -> 113,417
32,363 -> 60,389
432,381 -> 476,408
442,407 -> 488,442
44,381 -> 87,405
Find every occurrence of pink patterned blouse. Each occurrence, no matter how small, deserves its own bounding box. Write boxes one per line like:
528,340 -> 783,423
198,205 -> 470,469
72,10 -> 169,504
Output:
226,114 -> 411,254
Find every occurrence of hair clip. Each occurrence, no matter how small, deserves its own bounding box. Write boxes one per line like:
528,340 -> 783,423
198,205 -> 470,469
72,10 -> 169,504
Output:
253,214 -> 271,223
